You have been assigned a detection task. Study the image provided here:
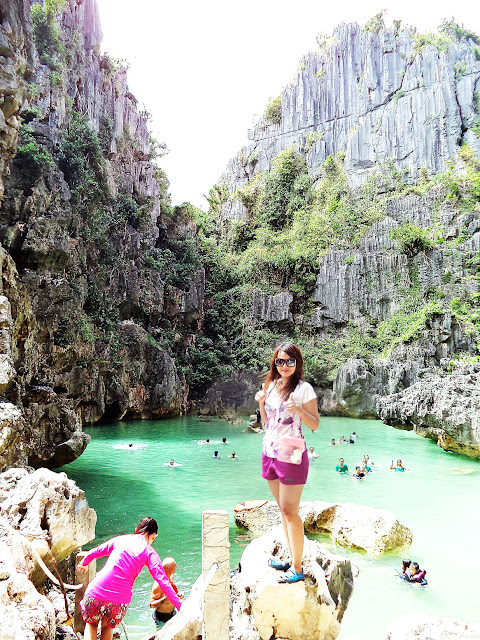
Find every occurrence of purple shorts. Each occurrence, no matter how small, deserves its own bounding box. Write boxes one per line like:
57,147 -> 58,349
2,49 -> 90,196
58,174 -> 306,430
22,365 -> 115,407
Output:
261,449 -> 309,485
81,596 -> 128,628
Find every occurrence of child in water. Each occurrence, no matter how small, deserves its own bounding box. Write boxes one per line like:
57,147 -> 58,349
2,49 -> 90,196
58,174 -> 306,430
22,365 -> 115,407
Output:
399,559 -> 427,585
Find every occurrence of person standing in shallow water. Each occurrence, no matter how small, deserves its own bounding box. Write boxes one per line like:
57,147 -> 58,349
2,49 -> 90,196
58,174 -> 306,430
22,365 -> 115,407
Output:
78,517 -> 182,640
255,342 -> 319,584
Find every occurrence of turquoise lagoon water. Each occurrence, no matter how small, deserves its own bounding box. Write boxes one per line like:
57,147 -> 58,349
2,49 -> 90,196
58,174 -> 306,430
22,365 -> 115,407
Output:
62,416 -> 480,640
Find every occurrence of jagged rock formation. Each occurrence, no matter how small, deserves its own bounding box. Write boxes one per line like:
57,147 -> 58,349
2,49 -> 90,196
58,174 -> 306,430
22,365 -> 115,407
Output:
0,467 -> 96,639
0,0 -> 205,467
234,500 -> 412,554
0,467 -> 96,579
230,526 -> 355,640
216,18 -> 480,457
377,367 -> 480,457
0,523 -> 56,640
221,23 -> 480,219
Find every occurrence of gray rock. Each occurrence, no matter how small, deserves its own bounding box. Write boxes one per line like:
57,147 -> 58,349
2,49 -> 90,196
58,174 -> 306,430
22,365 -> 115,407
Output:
195,371 -> 262,416
385,614 -> 480,640
0,467 -> 96,578
220,23 -> 480,220
251,290 -> 293,324
377,370 -> 480,457
0,403 -> 30,472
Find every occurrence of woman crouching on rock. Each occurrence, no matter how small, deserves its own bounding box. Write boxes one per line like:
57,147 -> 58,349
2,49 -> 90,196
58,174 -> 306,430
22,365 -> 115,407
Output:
78,517 -> 182,640
255,342 -> 319,584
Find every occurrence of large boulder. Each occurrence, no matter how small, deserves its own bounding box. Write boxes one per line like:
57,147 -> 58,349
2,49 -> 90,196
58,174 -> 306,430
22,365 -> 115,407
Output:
0,468 -> 96,581
234,500 -> 412,554
0,523 -> 55,640
386,614 -> 480,639
230,526 -> 355,640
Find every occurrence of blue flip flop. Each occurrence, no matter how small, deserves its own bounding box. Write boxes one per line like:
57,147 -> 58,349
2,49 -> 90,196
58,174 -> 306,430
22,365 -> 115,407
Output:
268,558 -> 291,571
278,568 -> 305,583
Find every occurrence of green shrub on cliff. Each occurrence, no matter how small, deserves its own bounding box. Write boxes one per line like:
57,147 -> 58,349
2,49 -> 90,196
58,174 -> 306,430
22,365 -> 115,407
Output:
264,96 -> 282,125
59,110 -> 107,211
389,222 -> 440,257
32,0 -> 67,69
14,126 -> 55,189
440,19 -> 480,45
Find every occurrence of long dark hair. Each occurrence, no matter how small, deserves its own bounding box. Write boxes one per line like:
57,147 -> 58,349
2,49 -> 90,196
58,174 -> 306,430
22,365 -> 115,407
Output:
263,342 -> 304,400
134,517 -> 158,535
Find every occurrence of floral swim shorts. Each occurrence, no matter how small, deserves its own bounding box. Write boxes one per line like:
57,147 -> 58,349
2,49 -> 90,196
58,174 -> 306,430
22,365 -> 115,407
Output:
80,596 -> 129,628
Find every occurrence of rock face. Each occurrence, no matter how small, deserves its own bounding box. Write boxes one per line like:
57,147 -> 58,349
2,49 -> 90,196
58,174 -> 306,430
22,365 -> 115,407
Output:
234,500 -> 412,555
0,467 -> 96,580
385,614 -> 480,640
230,526 -> 355,640
0,524 -> 56,640
221,24 -> 480,219
0,467 -> 96,639
195,371 -> 262,416
0,0 -> 205,467
251,290 -> 293,325
377,368 -> 480,457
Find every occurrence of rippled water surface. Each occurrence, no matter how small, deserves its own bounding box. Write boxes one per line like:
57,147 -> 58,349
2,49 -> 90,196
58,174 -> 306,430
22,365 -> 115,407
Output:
62,416 -> 480,639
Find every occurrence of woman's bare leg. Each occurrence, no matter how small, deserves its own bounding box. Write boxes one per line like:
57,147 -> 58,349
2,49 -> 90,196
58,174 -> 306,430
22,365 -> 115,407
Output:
267,479 -> 291,560
83,622 -> 99,640
277,483 -> 305,573
100,619 -> 114,640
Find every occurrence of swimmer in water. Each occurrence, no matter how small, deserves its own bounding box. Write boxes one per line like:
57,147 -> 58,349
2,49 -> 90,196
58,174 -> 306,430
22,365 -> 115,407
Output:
197,438 -> 210,445
390,459 -> 407,472
229,451 -> 237,458
352,466 -> 365,478
212,450 -> 219,458
164,459 -> 182,468
221,437 -> 227,444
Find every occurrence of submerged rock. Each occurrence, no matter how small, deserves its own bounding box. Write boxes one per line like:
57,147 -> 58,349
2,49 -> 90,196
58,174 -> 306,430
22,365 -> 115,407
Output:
234,500 -> 412,554
386,614 -> 480,639
230,526 -> 355,640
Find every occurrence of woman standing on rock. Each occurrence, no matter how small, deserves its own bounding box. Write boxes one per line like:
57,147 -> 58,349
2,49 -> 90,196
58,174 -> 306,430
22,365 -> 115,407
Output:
255,342 -> 319,583
78,517 -> 182,640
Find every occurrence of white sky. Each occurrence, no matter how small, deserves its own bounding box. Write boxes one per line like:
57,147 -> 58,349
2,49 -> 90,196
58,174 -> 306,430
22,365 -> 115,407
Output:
96,0 -> 480,209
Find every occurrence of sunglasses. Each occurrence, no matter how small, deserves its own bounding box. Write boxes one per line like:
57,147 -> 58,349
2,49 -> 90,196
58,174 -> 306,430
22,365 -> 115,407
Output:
275,357 -> 296,367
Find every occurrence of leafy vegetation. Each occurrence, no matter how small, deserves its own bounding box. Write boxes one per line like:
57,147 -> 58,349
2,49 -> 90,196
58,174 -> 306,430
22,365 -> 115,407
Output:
264,96 -> 282,125
31,0 -> 66,69
14,125 -> 55,189
363,10 -> 386,35
389,223 -> 441,257
440,19 -> 480,44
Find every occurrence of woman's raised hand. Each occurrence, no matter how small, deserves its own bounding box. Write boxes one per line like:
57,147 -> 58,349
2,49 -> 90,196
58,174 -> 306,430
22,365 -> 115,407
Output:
255,389 -> 266,404
285,393 -> 299,412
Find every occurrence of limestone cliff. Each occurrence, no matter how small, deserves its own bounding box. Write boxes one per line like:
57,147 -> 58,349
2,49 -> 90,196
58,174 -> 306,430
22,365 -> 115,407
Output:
211,17 -> 480,456
0,0 -> 204,469
221,21 -> 480,219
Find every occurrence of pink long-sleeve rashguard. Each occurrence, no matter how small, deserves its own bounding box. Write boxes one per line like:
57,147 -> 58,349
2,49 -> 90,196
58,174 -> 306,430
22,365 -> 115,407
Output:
80,534 -> 182,609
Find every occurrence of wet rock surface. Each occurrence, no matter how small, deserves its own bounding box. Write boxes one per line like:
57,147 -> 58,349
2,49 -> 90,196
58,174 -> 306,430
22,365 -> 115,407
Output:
234,500 -> 412,554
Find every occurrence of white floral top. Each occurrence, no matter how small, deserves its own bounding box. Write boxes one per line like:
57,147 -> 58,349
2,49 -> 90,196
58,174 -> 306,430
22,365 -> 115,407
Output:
262,380 -> 317,458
